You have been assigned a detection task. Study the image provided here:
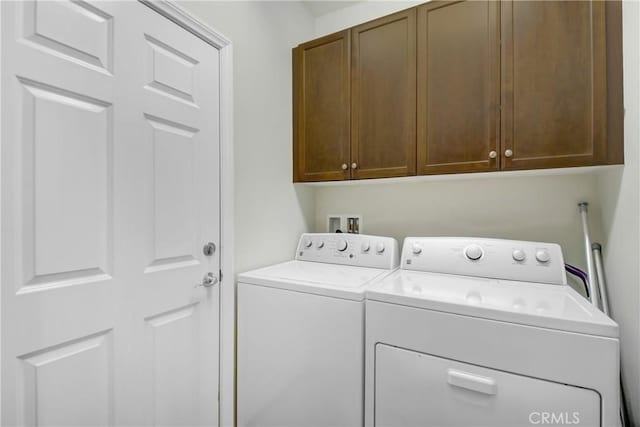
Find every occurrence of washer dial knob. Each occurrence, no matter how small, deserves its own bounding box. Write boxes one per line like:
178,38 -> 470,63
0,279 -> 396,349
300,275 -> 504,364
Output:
536,249 -> 551,263
337,239 -> 348,252
316,240 -> 324,249
512,249 -> 526,262
376,242 -> 385,253
464,244 -> 483,261
303,238 -> 312,248
361,241 -> 371,252
412,243 -> 422,255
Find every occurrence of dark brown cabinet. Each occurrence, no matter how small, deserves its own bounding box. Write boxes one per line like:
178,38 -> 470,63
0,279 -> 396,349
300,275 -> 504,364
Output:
351,9 -> 417,179
292,1 -> 623,183
293,31 -> 350,182
501,1 -> 608,170
417,1 -> 499,175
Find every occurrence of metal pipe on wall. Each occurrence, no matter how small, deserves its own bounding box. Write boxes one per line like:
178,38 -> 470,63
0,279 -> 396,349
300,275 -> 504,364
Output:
578,202 -> 601,308
592,243 -> 610,316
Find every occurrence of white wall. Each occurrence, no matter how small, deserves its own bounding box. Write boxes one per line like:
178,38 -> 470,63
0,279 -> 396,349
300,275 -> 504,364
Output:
597,1 -> 640,423
179,1 -> 316,274
315,1 -> 422,36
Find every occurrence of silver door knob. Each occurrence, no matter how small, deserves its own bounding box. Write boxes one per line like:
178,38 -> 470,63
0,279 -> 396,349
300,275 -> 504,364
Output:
489,150 -> 497,159
351,162 -> 358,169
504,149 -> 513,158
195,272 -> 218,288
203,242 -> 216,256
341,163 -> 348,170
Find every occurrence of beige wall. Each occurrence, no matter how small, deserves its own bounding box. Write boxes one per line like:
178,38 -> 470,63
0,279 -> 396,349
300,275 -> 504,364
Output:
314,172 -> 604,274
179,1 -> 316,274
597,1 -> 640,422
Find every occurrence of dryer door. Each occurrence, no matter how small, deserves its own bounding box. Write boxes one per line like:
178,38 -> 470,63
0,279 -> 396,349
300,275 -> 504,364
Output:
375,344 -> 600,427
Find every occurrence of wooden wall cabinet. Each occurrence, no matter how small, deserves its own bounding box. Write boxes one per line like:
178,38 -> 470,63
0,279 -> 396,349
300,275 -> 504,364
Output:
417,1 -> 500,175
293,0 -> 623,183
351,9 -> 417,179
293,31 -> 350,182
501,1 -> 610,170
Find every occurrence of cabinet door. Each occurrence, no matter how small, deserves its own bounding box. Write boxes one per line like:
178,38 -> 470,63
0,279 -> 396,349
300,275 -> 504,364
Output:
417,1 -> 500,175
294,31 -> 350,182
351,10 -> 417,179
501,1 -> 607,170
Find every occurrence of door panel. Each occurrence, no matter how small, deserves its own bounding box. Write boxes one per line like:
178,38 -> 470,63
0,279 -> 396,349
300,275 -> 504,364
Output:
2,2 -> 221,426
18,331 -> 113,427
21,0 -> 114,74
351,10 -> 416,179
295,31 -> 351,182
19,77 -> 113,288
144,114 -> 200,272
501,0 -> 607,169
417,1 -> 499,175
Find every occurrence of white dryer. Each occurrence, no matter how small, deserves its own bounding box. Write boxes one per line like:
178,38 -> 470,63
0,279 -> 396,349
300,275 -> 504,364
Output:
238,233 -> 399,427
365,237 -> 620,427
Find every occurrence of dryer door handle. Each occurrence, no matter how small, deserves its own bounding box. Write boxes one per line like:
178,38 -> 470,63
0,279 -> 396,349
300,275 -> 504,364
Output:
447,369 -> 497,395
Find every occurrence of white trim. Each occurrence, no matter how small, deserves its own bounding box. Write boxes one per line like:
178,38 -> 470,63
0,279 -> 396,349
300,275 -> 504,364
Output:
0,2 -> 3,423
218,37 -> 236,427
141,3 -> 235,426
141,0 -> 231,49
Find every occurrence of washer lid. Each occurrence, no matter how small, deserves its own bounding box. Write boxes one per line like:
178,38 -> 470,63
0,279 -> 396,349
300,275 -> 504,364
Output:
367,270 -> 619,338
238,260 -> 395,301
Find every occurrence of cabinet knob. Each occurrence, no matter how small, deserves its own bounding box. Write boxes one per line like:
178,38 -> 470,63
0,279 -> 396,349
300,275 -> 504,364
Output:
341,163 -> 348,170
351,162 -> 358,169
489,150 -> 497,159
504,149 -> 513,158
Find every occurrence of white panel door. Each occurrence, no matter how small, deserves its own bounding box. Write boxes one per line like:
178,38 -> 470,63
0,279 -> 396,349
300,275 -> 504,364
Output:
1,2 -> 221,426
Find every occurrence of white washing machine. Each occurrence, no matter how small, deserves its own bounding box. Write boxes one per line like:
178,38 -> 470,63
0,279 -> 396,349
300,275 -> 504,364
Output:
238,233 -> 399,427
365,237 -> 620,427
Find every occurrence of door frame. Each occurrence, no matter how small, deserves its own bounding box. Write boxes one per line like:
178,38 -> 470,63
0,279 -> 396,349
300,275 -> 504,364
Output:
0,1 -> 236,426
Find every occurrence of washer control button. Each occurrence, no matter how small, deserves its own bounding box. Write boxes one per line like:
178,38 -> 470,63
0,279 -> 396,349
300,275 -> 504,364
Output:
536,250 -> 551,263
337,239 -> 348,252
412,243 -> 422,255
316,240 -> 324,249
376,242 -> 385,253
512,249 -> 526,262
464,244 -> 484,261
303,238 -> 312,248
361,241 -> 371,253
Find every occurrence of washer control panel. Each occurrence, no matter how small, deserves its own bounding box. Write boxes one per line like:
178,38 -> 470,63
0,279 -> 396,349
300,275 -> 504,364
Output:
402,237 -> 566,285
296,233 -> 399,269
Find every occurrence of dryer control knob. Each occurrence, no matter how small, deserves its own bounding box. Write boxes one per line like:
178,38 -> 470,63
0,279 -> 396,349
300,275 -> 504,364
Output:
412,243 -> 422,255
536,250 -> 551,263
512,249 -> 526,262
361,241 -> 371,252
337,239 -> 348,252
464,244 -> 483,261
376,242 -> 386,253
303,238 -> 312,248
